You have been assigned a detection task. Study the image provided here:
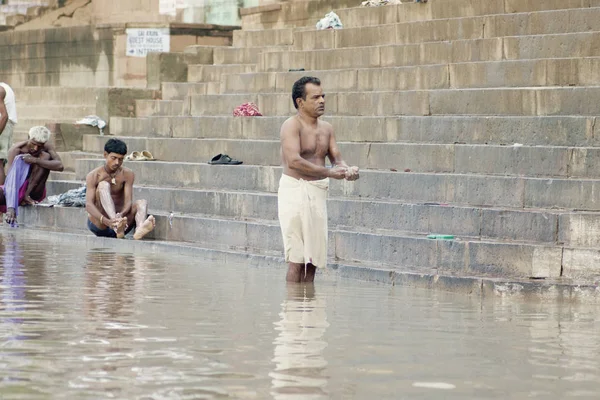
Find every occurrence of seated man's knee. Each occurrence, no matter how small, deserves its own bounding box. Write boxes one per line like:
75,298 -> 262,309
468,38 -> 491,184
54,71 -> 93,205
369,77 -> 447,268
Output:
97,181 -> 110,191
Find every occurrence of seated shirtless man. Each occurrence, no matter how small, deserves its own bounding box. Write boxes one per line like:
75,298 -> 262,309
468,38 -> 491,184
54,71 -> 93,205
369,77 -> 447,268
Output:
85,138 -> 155,239
0,126 -> 64,225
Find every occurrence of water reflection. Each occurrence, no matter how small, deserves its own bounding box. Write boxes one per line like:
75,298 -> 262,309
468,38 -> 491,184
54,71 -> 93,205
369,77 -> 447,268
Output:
270,284 -> 330,399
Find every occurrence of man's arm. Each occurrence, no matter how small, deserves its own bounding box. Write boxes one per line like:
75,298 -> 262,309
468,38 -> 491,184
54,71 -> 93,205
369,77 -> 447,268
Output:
327,125 -> 359,181
118,170 -> 134,216
85,172 -> 104,221
22,142 -> 64,171
5,144 -> 22,173
326,126 -> 348,168
0,87 -> 8,135
280,119 -> 344,179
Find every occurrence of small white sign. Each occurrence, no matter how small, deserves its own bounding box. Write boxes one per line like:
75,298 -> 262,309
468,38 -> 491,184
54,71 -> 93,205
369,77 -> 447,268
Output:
126,28 -> 170,57
159,0 -> 176,16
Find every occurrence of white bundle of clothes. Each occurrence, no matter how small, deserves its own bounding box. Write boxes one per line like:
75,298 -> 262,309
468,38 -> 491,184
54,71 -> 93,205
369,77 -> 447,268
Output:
361,0 -> 402,6
316,11 -> 343,30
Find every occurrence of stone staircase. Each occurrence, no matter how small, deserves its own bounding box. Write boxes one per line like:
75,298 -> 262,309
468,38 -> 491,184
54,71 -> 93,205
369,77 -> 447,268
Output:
21,0 -> 600,284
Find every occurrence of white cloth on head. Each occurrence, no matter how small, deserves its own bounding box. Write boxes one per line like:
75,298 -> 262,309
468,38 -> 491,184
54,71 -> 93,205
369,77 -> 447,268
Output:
277,174 -> 329,268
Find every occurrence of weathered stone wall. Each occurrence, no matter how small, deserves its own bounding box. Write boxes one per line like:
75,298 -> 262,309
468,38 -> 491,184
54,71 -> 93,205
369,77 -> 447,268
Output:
0,23 -> 234,88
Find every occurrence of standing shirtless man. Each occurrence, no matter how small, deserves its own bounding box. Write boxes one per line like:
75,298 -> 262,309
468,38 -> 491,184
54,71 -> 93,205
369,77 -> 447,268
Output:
278,77 -> 359,283
85,138 -> 155,239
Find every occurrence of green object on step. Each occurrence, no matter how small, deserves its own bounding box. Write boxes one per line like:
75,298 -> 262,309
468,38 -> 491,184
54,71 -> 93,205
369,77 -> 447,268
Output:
427,234 -> 455,240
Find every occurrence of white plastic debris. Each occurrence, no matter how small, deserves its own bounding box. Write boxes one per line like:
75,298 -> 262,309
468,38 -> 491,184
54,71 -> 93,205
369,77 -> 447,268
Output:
76,115 -> 107,136
362,0 -> 402,6
316,11 -> 343,30
513,143 -> 523,147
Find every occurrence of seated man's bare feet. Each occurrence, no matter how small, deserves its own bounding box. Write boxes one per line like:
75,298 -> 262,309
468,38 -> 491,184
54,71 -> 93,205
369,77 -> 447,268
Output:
113,217 -> 128,239
133,215 -> 155,240
5,208 -> 16,225
20,196 -> 38,206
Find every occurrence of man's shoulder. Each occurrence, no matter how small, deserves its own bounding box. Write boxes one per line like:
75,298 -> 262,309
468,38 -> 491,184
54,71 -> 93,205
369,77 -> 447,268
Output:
318,119 -> 333,130
282,116 -> 301,127
86,166 -> 102,178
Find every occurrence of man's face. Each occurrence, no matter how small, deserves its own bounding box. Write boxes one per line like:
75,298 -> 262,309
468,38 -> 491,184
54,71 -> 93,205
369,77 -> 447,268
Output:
104,152 -> 124,172
299,83 -> 325,117
27,140 -> 45,157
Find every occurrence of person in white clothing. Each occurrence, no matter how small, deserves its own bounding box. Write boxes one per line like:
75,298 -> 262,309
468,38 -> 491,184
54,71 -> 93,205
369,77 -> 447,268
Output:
0,82 -> 17,184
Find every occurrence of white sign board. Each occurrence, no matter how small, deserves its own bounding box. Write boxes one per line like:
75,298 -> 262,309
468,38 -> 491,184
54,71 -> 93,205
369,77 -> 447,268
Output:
126,28 -> 170,57
159,0 -> 176,16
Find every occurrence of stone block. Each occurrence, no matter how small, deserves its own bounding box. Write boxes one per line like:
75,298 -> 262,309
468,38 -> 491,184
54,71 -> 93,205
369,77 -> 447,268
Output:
504,32 -> 600,61
293,29 -> 334,51
452,37 -> 503,63
223,72 -> 277,93
569,147 -> 600,178
233,28 -> 294,48
429,88 -> 537,116
454,145 -> 569,177
559,213 -> 600,248
307,47 -> 380,70
450,60 -> 546,89
275,69 -> 358,93
357,65 -> 448,91
361,143 -> 454,172
537,87 -> 600,116
336,91 -> 429,116
335,4 -> 400,28
468,242 -> 562,278
525,178 -> 600,211
334,231 -> 438,269
388,116 -> 597,147
481,209 -> 558,243
335,24 -> 395,49
505,0 -> 588,13
562,248 -> 600,281
188,64 -> 255,83
190,94 -> 258,116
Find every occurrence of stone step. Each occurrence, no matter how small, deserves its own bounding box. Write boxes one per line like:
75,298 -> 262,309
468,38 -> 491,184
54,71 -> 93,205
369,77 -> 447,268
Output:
161,82 -> 218,100
187,64 -> 256,83
72,160 -> 600,212
241,0 -> 360,30
108,115 -> 598,147
135,100 -> 184,117
43,179 -> 562,246
188,87 -> 600,117
17,204 -> 567,279
222,58 -> 600,93
41,180 -> 570,245
294,7 -> 600,50
233,28 -> 295,48
80,136 -> 600,179
48,171 -> 76,181
17,105 -> 98,120
56,151 -> 102,171
259,32 -> 600,71
213,46 -> 291,65
310,7 -> 600,50
335,0 -> 600,29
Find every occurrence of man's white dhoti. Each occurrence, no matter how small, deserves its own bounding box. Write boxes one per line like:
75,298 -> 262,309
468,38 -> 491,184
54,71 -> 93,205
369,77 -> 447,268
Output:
277,174 -> 329,268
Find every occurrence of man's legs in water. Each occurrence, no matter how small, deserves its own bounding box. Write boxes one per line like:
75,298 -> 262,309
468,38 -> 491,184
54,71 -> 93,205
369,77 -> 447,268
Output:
286,262 -> 317,283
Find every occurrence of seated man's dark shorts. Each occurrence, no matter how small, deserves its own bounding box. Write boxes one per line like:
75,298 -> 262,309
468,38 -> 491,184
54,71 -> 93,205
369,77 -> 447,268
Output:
87,219 -> 134,238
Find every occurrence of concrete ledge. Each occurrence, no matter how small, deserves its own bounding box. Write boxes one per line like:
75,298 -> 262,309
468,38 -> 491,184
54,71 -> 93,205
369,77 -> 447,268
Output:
7,227 -> 600,302
240,3 -> 282,16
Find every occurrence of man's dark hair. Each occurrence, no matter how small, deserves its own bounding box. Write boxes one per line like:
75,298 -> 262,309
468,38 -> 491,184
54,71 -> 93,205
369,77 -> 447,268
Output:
104,138 -> 127,155
292,76 -> 321,109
